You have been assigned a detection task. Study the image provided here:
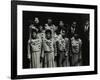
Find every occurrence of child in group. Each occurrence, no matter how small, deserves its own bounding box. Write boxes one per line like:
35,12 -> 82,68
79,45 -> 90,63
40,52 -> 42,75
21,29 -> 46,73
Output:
71,34 -> 82,66
27,27 -> 42,68
56,28 -> 69,67
43,29 -> 57,67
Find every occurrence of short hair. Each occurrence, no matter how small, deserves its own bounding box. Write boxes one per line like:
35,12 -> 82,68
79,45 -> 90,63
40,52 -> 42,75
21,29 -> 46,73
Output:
60,27 -> 66,33
74,34 -> 79,39
45,29 -> 52,34
31,28 -> 38,34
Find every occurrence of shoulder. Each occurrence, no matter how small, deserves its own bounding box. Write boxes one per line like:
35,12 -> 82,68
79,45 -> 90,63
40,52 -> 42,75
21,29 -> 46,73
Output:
29,24 -> 35,29
45,24 -> 48,26
52,24 -> 56,27
28,39 -> 31,44
28,39 -> 34,44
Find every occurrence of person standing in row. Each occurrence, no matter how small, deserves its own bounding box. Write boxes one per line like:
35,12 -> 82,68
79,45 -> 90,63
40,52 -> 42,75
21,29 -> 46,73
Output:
43,29 -> 57,67
71,34 -> 82,66
56,28 -> 69,67
82,20 -> 90,65
45,18 -> 56,37
27,27 -> 42,68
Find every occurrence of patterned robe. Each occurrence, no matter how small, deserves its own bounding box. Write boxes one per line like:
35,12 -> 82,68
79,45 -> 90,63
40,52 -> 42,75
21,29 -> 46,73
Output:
28,38 -> 42,68
43,38 -> 57,67
71,37 -> 82,66
57,35 -> 69,67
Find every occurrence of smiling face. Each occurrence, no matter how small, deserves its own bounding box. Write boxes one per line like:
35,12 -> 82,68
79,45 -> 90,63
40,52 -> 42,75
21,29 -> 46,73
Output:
46,32 -> 51,39
45,30 -> 52,39
31,29 -> 37,39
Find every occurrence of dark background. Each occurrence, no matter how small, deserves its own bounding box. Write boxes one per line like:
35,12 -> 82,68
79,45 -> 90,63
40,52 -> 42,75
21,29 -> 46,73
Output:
23,11 -> 89,68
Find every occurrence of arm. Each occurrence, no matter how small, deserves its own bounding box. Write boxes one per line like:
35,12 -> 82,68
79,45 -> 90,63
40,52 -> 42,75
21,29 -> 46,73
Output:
65,38 -> 69,56
40,40 -> 44,63
27,40 -> 31,59
41,40 -> 44,58
54,41 -> 57,57
27,40 -> 32,68
79,39 -> 82,60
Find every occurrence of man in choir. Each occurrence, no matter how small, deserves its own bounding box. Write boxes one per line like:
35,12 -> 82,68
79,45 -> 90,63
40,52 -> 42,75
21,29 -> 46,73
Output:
71,34 -> 82,66
43,29 -> 57,67
56,28 -> 69,67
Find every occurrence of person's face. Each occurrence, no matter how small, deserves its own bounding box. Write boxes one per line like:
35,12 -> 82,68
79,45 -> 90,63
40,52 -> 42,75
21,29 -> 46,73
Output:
39,26 -> 43,32
34,17 -> 39,24
47,19 -> 52,24
46,32 -> 51,39
72,22 -> 77,28
61,30 -> 66,36
32,31 -> 37,39
59,21 -> 64,26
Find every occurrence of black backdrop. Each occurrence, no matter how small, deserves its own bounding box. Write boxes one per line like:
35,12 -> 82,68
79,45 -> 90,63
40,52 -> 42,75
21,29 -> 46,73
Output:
23,11 -> 89,68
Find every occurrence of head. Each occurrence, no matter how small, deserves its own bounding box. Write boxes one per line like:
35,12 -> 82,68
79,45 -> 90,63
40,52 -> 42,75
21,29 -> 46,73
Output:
85,20 -> 89,26
59,20 -> 64,27
72,21 -> 77,28
39,26 -> 43,32
74,34 -> 79,40
31,29 -> 38,39
45,29 -> 52,39
34,17 -> 39,24
61,29 -> 66,37
47,18 -> 52,25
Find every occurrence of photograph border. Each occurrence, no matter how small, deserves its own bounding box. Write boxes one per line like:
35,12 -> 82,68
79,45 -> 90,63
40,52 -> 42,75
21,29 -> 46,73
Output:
11,0 -> 97,79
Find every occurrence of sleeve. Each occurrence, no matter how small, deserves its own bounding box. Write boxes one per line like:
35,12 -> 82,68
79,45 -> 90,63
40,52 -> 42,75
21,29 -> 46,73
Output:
79,39 -> 82,48
79,39 -> 82,59
70,38 -> 73,56
54,40 -> 57,56
41,39 -> 44,58
65,38 -> 69,56
56,41 -> 59,55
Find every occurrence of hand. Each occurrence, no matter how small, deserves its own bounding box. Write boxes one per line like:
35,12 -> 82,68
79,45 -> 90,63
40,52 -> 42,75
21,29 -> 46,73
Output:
40,56 -> 43,62
79,55 -> 82,60
65,53 -> 68,57
28,54 -> 31,60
